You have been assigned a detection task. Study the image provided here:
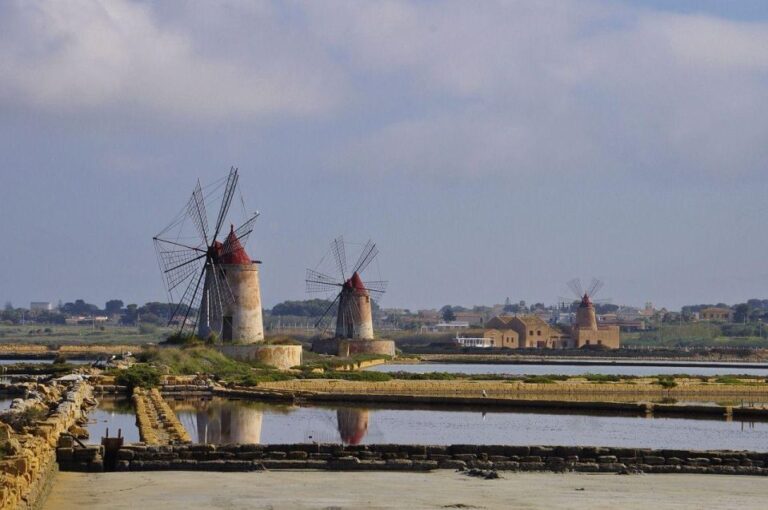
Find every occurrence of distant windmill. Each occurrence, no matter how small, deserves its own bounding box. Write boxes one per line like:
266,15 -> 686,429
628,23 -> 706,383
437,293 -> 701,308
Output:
305,237 -> 387,339
567,277 -> 609,330
153,168 -> 263,342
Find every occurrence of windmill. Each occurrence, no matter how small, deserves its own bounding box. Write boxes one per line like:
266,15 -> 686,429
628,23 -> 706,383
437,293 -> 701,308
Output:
305,237 -> 387,340
566,277 -> 607,330
153,167 -> 263,343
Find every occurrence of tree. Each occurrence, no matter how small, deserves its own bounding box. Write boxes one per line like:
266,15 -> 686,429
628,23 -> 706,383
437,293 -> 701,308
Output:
270,299 -> 334,317
441,305 -> 456,322
105,299 -> 124,315
4,301 -> 13,311
733,303 -> 750,324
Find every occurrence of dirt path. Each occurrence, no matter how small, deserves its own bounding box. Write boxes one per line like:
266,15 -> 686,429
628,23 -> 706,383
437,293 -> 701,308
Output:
44,470 -> 768,510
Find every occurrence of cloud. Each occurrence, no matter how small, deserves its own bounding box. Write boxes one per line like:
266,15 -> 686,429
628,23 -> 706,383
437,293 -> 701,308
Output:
0,0 -> 343,121
1,0 -> 767,179
307,1 -> 768,179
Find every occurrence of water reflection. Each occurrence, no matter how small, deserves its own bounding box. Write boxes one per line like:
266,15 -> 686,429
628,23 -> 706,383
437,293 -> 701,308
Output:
85,396 -> 141,443
171,398 -> 265,444
337,408 -> 369,445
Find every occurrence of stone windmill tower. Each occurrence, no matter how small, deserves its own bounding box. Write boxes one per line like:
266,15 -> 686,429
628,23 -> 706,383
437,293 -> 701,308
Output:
306,237 -> 395,356
567,278 -> 604,331
154,168 -> 263,343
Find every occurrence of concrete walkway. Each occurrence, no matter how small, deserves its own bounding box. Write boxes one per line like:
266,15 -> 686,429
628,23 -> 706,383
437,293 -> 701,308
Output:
45,471 -> 768,509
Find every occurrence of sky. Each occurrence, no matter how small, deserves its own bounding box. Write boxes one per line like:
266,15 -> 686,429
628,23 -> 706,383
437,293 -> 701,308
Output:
1,0 -> 767,312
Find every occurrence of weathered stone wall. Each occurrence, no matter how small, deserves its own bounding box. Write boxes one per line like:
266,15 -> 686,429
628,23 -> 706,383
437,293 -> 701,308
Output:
57,443 -> 768,476
132,388 -> 191,445
257,378 -> 768,398
338,339 -> 395,358
0,381 -> 94,509
224,263 -> 264,343
217,344 -> 302,370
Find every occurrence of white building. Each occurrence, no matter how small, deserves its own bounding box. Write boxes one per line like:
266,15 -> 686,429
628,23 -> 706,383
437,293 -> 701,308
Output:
30,302 -> 53,311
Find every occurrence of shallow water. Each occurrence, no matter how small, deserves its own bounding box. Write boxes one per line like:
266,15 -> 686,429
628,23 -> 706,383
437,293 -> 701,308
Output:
0,358 -> 93,365
84,397 -> 141,443
169,397 -> 768,451
371,363 -> 768,377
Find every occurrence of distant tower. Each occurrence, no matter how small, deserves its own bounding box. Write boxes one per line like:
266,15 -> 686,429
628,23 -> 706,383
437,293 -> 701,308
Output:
575,293 -> 598,330
218,227 -> 264,343
336,272 -> 374,340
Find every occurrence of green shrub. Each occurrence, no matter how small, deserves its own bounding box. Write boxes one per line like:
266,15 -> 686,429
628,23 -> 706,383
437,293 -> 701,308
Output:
115,364 -> 161,390
138,323 -> 158,335
523,376 -> 556,384
714,376 -> 746,385
657,376 -> 677,389
583,373 -> 622,383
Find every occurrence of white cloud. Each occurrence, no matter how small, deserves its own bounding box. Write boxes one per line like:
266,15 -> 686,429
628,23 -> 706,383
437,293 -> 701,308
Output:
1,0 -> 766,178
0,0 -> 343,120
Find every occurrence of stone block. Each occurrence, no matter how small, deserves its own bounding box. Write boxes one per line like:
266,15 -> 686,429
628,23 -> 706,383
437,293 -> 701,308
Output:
438,460 -> 467,470
598,455 -> 618,464
573,463 -> 600,472
493,461 -> 520,471
643,456 -> 665,465
116,449 -> 135,461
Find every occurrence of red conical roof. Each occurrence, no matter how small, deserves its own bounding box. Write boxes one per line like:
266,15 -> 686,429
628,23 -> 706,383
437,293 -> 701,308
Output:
580,293 -> 592,308
347,272 -> 367,291
219,225 -> 251,265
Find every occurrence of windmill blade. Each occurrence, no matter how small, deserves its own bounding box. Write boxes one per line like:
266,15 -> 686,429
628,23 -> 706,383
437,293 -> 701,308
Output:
567,278 -> 583,298
154,238 -> 207,293
170,263 -> 207,335
587,278 -> 604,298
331,236 -> 348,280
351,240 -> 378,276
362,280 -> 387,295
315,294 -> 341,334
229,212 -> 260,250
306,269 -> 342,293
186,179 -> 209,245
211,262 -> 235,310
212,167 -> 239,242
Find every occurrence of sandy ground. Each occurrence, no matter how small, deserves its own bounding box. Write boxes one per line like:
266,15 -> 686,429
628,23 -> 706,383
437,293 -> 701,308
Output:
44,470 -> 768,510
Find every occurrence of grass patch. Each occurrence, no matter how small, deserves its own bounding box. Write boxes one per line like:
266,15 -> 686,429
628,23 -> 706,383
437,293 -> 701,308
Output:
714,376 -> 747,385
113,364 -> 161,390
583,373 -> 622,383
656,376 -> 677,389
297,370 -> 391,382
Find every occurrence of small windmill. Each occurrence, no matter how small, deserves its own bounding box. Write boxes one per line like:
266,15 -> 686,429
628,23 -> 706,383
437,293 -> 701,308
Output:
567,278 -> 608,330
153,168 -> 262,341
305,237 -> 387,339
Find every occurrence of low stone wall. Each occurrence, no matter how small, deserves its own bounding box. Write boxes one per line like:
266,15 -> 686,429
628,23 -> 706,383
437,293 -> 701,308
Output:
217,344 -> 302,370
338,340 -> 396,358
0,381 -> 94,509
132,388 -> 191,445
257,378 -> 768,398
57,443 -> 768,476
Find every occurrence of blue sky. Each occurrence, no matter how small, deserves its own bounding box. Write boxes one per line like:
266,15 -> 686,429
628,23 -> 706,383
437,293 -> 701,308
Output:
1,0 -> 767,311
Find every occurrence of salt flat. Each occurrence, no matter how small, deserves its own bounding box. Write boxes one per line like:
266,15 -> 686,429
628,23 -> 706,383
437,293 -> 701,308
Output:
45,470 -> 768,510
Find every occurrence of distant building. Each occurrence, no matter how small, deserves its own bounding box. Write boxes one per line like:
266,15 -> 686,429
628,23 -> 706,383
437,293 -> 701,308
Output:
570,294 -> 620,349
699,307 -> 732,322
453,311 -> 484,327
30,302 -> 53,312
434,321 -> 469,330
455,336 -> 495,348
484,315 -> 571,349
